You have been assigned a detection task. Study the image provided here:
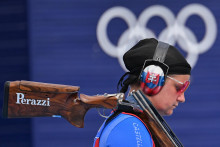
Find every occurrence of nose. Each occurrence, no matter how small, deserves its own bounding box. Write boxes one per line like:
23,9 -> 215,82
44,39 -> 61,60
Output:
177,93 -> 185,103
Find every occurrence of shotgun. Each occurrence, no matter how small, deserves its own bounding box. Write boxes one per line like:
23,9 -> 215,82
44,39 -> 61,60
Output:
2,80 -> 183,146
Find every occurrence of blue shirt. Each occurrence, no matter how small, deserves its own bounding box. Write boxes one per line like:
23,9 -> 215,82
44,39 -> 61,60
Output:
95,113 -> 154,147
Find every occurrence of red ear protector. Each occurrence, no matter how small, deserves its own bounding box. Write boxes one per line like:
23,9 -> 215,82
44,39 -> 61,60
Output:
140,41 -> 169,96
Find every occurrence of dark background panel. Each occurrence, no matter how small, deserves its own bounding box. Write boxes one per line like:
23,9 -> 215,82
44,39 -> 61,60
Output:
0,0 -> 31,147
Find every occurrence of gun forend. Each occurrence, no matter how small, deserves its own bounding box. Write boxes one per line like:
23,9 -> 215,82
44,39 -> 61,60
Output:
80,93 -> 124,109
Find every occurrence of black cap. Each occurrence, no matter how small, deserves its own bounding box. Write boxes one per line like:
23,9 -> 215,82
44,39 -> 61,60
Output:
123,38 -> 191,75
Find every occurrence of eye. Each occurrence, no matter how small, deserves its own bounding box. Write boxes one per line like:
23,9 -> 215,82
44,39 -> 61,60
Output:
175,84 -> 182,92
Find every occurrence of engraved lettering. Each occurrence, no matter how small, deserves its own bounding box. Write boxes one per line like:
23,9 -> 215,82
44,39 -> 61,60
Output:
16,93 -> 24,104
42,100 -> 46,106
16,93 -> 50,107
47,98 -> 50,106
37,100 -> 41,105
31,99 -> 36,105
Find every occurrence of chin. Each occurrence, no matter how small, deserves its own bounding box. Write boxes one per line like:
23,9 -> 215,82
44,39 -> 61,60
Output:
158,108 -> 174,116
163,110 -> 173,116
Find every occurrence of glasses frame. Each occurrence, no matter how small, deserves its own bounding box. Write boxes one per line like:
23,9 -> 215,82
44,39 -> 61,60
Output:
166,76 -> 190,93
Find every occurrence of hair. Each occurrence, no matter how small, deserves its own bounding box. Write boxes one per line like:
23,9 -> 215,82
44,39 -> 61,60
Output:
117,73 -> 140,93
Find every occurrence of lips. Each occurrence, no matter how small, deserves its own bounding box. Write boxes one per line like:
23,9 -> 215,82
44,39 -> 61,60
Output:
173,104 -> 178,108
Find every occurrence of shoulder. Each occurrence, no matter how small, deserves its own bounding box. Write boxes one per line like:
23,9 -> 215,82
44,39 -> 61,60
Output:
99,113 -> 154,147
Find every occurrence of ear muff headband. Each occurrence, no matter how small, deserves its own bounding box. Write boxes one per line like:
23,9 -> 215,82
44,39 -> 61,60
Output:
153,41 -> 169,62
140,41 -> 170,96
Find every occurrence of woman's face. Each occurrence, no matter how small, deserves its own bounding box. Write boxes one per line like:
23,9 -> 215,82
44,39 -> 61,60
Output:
147,74 -> 190,116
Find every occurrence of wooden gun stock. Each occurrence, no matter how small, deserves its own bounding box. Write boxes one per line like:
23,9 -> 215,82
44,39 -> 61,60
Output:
2,81 -> 120,128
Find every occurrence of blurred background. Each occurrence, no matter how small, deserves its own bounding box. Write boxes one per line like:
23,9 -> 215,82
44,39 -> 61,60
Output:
0,0 -> 219,146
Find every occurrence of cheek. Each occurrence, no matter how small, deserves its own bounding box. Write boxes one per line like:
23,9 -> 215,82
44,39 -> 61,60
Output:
153,86 -> 177,109
151,92 -> 169,110
162,83 -> 178,99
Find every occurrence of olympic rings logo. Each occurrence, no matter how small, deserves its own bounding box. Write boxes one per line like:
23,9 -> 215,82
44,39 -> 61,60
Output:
96,4 -> 217,70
